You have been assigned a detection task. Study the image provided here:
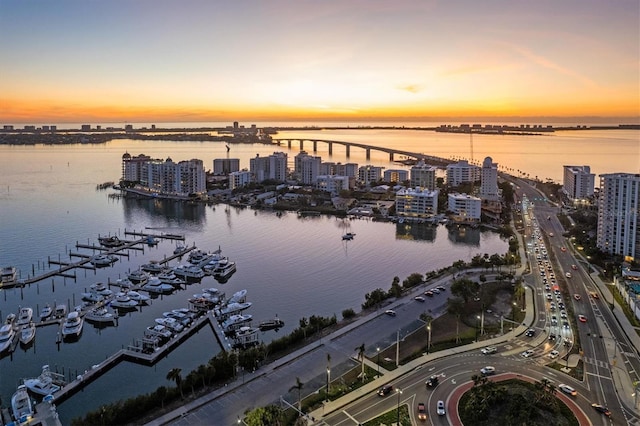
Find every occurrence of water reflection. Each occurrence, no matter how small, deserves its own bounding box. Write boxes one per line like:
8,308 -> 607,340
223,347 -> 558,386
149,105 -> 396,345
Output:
120,196 -> 208,228
447,225 -> 481,246
395,222 -> 437,241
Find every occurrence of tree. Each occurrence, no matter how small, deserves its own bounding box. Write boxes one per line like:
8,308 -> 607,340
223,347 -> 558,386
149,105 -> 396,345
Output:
166,367 -> 183,399
289,377 -> 304,411
244,405 -> 283,426
355,343 -> 366,382
451,278 -> 479,303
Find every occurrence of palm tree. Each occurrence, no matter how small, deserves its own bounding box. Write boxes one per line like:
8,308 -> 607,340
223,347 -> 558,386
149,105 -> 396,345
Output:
355,343 -> 366,382
167,367 -> 183,399
289,377 -> 304,411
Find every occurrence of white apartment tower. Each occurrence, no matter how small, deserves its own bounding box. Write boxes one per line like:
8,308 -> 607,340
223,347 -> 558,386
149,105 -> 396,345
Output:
229,170 -> 253,190
395,187 -> 439,218
410,161 -> 438,190
250,152 -> 288,183
563,165 -> 595,200
213,158 -> 240,175
358,165 -> 384,185
480,156 -> 499,201
597,173 -> 640,260
294,151 -> 322,184
447,193 -> 481,222
446,160 -> 480,187
136,157 -> 206,196
384,169 -> 409,183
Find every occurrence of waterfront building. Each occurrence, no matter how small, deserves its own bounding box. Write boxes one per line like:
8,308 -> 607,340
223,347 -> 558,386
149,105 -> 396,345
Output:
229,170 -> 252,189
316,175 -> 351,194
563,165 -> 595,201
81,124 -> 91,131
597,173 -> 640,260
250,152 -> 288,183
335,163 -> 359,177
395,187 -> 439,218
447,193 -> 481,223
384,169 -> 409,183
480,156 -> 499,201
410,161 -> 438,190
294,151 -> 321,185
213,158 -> 240,175
446,160 -> 480,187
122,153 -> 152,182
358,165 -> 383,185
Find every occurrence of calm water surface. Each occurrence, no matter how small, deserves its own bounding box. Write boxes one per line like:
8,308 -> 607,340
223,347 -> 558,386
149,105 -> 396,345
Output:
0,127 -> 637,422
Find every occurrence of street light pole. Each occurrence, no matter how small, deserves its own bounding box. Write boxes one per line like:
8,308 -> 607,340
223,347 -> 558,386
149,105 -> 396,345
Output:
427,323 -> 431,354
376,347 -> 380,377
326,367 -> 330,399
396,388 -> 403,425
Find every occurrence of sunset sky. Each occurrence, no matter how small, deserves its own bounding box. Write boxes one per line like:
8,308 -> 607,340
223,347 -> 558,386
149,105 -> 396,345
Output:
0,0 -> 638,123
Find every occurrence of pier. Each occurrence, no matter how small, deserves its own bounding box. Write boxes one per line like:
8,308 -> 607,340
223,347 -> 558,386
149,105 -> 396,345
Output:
50,310 -> 227,404
1,230 -> 186,290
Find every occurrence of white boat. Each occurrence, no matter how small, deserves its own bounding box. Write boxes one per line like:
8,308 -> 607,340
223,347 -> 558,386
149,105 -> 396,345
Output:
0,323 -> 16,353
155,317 -> 184,333
141,262 -> 164,274
193,291 -> 222,304
19,322 -> 36,346
215,302 -> 252,317
53,304 -> 67,319
157,272 -> 187,287
11,384 -> 34,424
233,326 -> 260,348
144,324 -> 173,340
228,289 -> 247,304
141,277 -> 174,294
98,235 -> 125,247
109,293 -> 139,309
115,278 -> 134,289
24,365 -> 63,396
172,264 -> 205,280
221,314 -> 253,332
5,313 -> 16,327
187,249 -> 216,266
212,259 -> 236,279
342,232 -> 356,240
127,270 -> 150,285
61,311 -> 84,339
90,254 -> 118,267
173,244 -> 187,255
84,307 -> 117,325
172,308 -> 197,320
1,266 -> 18,286
126,290 -> 150,304
163,311 -> 192,326
16,307 -> 33,326
81,289 -> 104,303
39,305 -> 53,321
92,282 -> 113,296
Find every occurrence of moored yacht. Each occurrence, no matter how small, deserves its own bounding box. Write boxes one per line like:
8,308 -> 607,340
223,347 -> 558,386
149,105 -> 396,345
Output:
141,277 -> 174,294
24,365 -> 64,396
61,311 -> 84,339
259,317 -> 285,331
11,384 -> 34,424
1,266 -> 18,286
0,323 -> 16,353
172,264 -> 205,280
19,322 -> 36,346
212,259 -> 236,280
84,307 -> 117,325
228,289 -> 247,304
221,314 -> 253,333
90,254 -> 118,267
16,307 -> 33,326
109,293 -> 139,309
127,269 -> 150,285
98,235 -> 125,247
39,304 -> 53,321
141,262 -> 164,274
144,324 -> 173,340
215,301 -> 252,318
155,317 -> 184,333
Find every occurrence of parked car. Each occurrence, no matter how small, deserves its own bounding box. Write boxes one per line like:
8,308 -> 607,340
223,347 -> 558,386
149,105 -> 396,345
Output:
384,310 -> 397,317
417,402 -> 427,421
436,286 -> 446,292
436,400 -> 445,416
424,291 -> 434,297
378,384 -> 393,396
559,384 -> 577,396
414,296 -> 425,302
480,366 -> 495,376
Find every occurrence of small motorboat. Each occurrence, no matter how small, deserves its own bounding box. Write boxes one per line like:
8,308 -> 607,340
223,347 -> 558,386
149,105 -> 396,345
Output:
19,322 -> 36,346
126,291 -> 150,304
155,317 -> 184,333
54,304 -> 67,319
0,323 -> 16,353
16,307 -> 33,326
144,324 -> 172,340
84,307 -> 117,325
90,254 -> 118,267
259,317 -> 285,331
61,311 -> 83,339
141,262 -> 164,274
342,232 -> 356,240
39,305 -> 53,321
109,293 -> 139,309
141,277 -> 174,294
11,384 -> 34,424
127,270 -> 150,285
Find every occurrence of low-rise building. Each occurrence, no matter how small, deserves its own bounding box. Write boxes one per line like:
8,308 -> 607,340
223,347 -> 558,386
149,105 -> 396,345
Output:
448,193 -> 481,222
395,187 -> 439,218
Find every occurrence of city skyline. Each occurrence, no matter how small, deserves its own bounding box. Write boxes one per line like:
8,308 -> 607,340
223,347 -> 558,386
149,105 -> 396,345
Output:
0,0 -> 638,123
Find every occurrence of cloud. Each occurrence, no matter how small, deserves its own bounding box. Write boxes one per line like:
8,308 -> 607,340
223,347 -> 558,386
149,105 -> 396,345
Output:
398,84 -> 422,94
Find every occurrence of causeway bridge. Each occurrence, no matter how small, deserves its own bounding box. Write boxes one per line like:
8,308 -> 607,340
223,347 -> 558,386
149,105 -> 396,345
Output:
272,138 -> 453,165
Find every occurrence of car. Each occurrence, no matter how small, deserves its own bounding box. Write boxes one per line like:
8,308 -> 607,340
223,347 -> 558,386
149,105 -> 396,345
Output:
559,384 -> 577,396
561,247 -> 566,252
431,288 -> 440,294
481,346 -> 497,355
565,272 -> 572,278
591,403 -> 611,416
521,349 -> 535,358
571,264 -> 578,270
551,316 -> 558,325
549,232 -> 554,237
414,296 -> 426,302
426,375 -> 439,388
560,311 -> 567,319
574,294 -> 581,301
384,309 -> 396,317
564,337 -> 573,346
578,315 -> 587,322
436,400 -> 445,416
525,328 -> 535,337
378,384 -> 393,396
424,291 -> 434,297
480,366 -> 496,376
436,286 -> 446,292
590,292 -> 599,299
549,350 -> 560,359
548,333 -> 557,341
563,321 -> 570,329
417,402 -> 427,421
